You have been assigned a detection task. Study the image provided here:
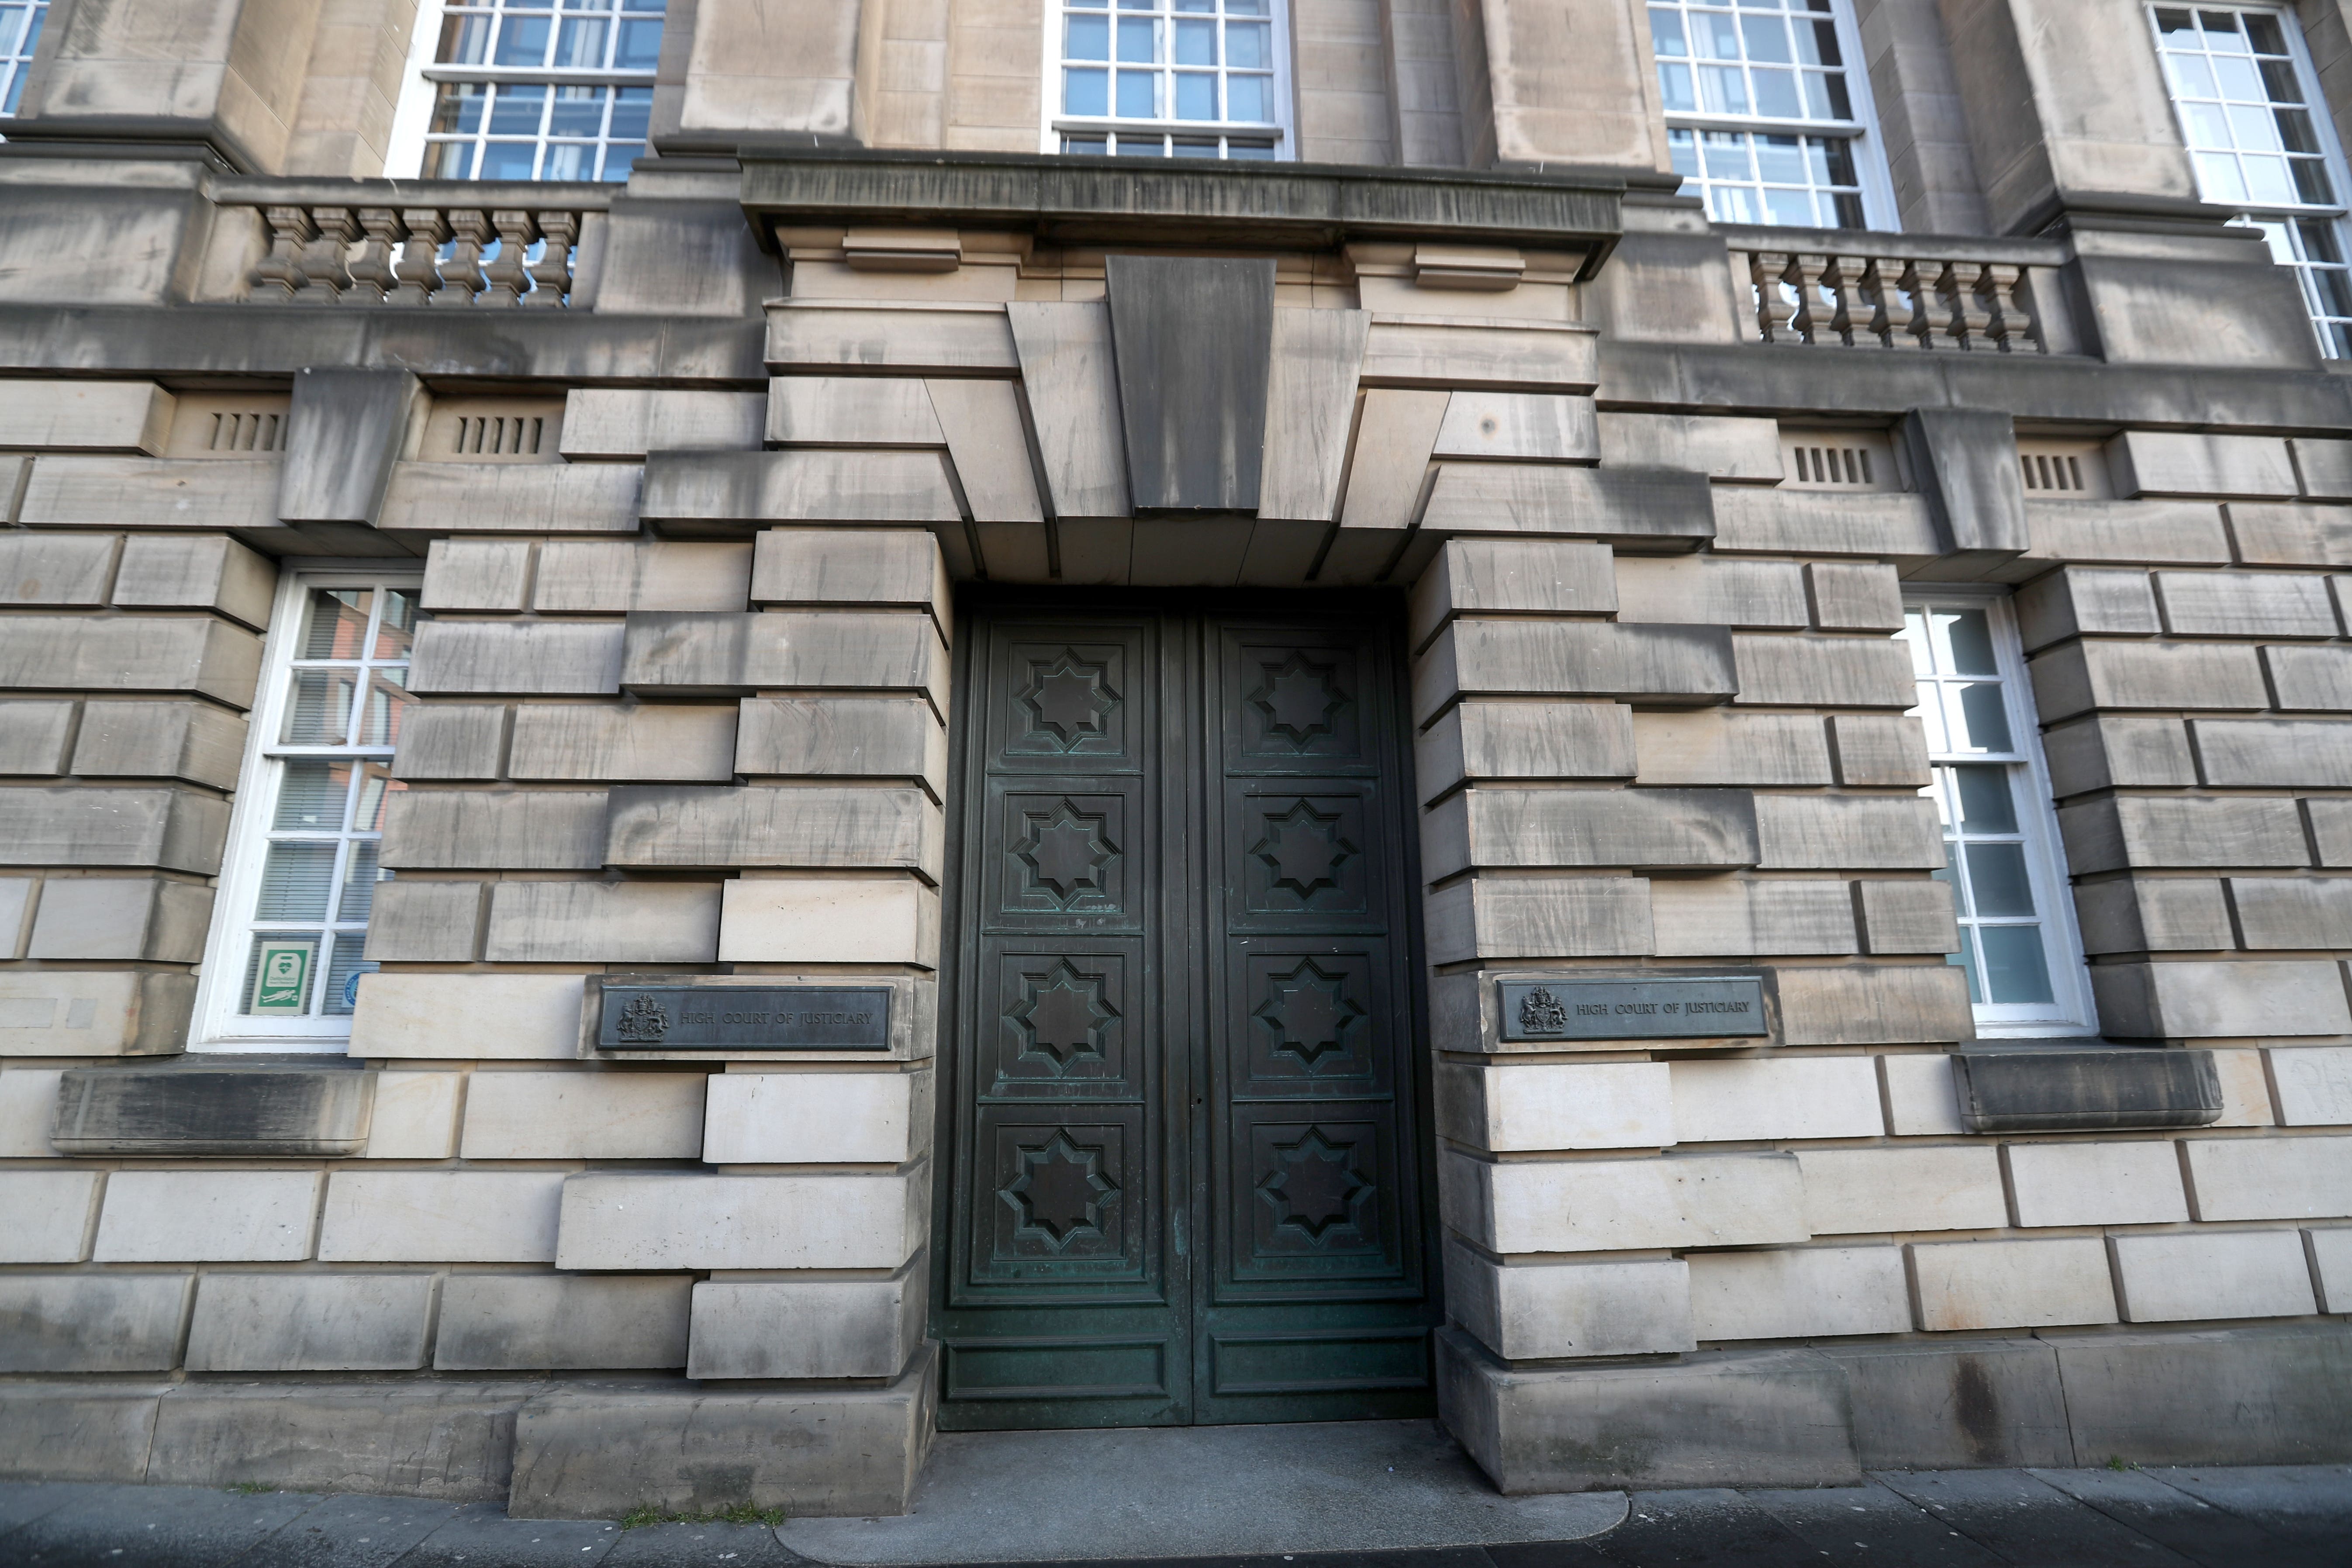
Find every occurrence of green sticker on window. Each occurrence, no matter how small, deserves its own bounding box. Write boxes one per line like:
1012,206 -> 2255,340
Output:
250,940 -> 313,1013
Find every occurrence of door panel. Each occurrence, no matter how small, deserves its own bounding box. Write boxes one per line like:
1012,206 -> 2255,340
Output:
936,600 -> 1434,1430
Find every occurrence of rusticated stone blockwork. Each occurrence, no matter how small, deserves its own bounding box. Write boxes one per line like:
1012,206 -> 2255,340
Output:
0,90 -> 2349,1516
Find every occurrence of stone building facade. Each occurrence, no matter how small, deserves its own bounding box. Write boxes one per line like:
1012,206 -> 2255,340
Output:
1,0 -> 2350,1521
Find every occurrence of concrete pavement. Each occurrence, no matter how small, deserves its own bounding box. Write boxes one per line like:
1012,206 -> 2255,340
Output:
0,1453 -> 2346,1566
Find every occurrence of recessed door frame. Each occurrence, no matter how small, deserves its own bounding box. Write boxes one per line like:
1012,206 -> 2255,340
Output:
928,587 -> 1441,1431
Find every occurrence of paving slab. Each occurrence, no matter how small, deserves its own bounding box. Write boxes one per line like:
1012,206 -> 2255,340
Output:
1491,1488 -> 1826,1568
1870,1469 -> 2200,1568
774,1419 -> 1627,1565
2,1482 -> 321,1568
601,1520 -> 812,1565
0,1481 -> 103,1537
242,1492 -> 466,1568
1742,1481 -> 2007,1567
2144,1464 -> 2352,1543
2027,1467 -> 2338,1568
397,1500 -> 625,1565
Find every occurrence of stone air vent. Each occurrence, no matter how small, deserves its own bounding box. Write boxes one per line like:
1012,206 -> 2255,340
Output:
1779,427 -> 1900,491
419,398 -> 568,463
2017,437 -> 2114,497
165,393 -> 293,457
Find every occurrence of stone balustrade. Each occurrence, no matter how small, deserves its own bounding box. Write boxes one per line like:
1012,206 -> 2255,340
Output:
220,186 -> 613,306
1727,230 -> 2068,352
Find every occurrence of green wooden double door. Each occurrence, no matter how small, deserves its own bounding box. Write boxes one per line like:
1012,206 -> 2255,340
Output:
932,596 -> 1440,1429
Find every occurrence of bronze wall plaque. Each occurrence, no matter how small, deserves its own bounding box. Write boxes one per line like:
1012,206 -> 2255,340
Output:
1498,976 -> 1767,1041
597,984 -> 891,1051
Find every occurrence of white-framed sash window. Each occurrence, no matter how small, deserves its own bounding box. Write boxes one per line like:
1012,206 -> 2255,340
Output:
1044,0 -> 1291,160
2149,3 -> 2352,356
0,0 -> 45,115
386,0 -> 663,180
1647,0 -> 1897,229
1900,594 -> 2097,1037
193,570 -> 425,1053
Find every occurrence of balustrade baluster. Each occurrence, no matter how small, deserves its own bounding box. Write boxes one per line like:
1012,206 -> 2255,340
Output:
250,206 -> 314,302
1820,254 -> 1867,347
441,210 -> 491,304
1750,251 -> 1795,343
347,209 -> 404,303
1948,260 -> 1992,349
1867,257 -> 1914,349
299,207 -> 357,301
527,211 -> 579,306
1896,261 -> 1939,349
482,210 -> 538,307
395,210 -> 449,306
1982,263 -> 2037,352
1787,254 -> 1830,344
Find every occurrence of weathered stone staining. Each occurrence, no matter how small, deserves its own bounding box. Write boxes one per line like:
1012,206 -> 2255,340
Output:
2,15 -> 2352,1523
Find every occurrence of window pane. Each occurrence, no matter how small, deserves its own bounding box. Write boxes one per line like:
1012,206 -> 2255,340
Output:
611,13 -> 660,66
1934,608 -> 1998,674
1067,11 -> 1108,58
1660,61 -> 1696,111
358,670 -> 416,748
324,933 -> 376,1017
1741,11 -> 1792,62
1978,925 -> 2055,1005
611,86 -> 651,136
1226,73 -> 1269,121
489,83 -> 546,133
1225,17 -> 1267,67
554,14 -> 606,65
432,83 -> 488,135
438,12 -> 491,63
1965,842 -> 2037,917
282,670 -> 360,746
548,85 -> 606,137
1651,4 -> 1688,56
1174,71 -> 1215,118
1951,764 -> 2019,833
425,141 -> 478,179
257,843 -> 337,921
1951,928 -> 1982,1005
1065,65 -> 1109,114
353,761 -> 402,833
1116,68 -> 1156,115
1950,682 -> 2014,753
273,760 -> 350,832
494,11 -> 550,64
337,841 -> 386,925
1752,67 -> 1802,118
1116,14 -> 1153,60
480,141 -> 540,180
300,590 -> 372,660
1174,17 -> 1213,64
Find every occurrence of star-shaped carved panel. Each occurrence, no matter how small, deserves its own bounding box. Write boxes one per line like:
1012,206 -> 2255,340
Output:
1005,1131 -> 1118,1246
1254,958 -> 1363,1070
1252,801 -> 1355,899
1256,1127 -> 1371,1242
1250,655 -> 1348,748
1014,801 -> 1119,906
1017,652 -> 1118,750
1009,960 -> 1116,1068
